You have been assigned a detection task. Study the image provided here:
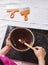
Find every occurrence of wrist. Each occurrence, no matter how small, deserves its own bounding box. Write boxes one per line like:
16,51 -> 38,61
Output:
5,45 -> 11,49
38,57 -> 45,65
38,57 -> 45,61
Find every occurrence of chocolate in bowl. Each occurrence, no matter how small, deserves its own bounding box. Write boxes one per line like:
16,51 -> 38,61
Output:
10,28 -> 35,51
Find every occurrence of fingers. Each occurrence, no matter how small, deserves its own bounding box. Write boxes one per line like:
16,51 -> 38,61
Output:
6,34 -> 11,41
34,46 -> 42,49
34,46 -> 46,52
33,46 -> 46,55
34,46 -> 45,50
32,46 -> 42,52
7,34 -> 11,40
32,47 -> 37,52
32,46 -> 40,50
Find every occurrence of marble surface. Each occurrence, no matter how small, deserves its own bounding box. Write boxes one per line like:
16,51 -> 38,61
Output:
0,0 -> 48,30
0,0 -> 48,24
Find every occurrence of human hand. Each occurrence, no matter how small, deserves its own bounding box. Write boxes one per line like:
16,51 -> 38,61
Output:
0,34 -> 12,55
6,34 -> 11,49
32,46 -> 46,60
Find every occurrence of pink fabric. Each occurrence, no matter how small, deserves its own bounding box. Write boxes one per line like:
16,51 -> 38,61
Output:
0,54 -> 38,65
0,54 -> 17,65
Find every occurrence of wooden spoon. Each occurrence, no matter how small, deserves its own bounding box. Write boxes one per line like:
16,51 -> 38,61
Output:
18,39 -> 33,50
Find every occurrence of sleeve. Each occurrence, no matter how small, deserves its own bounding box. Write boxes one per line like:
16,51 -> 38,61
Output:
0,54 -> 17,65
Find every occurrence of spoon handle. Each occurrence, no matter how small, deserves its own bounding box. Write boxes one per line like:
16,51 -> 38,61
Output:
24,42 -> 33,50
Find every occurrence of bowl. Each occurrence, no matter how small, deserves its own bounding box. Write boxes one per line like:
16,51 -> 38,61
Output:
10,28 -> 35,51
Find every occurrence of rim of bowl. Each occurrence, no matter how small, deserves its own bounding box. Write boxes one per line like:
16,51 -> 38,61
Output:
9,27 -> 35,52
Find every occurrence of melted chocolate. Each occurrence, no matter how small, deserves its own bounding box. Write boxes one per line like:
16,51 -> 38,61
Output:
10,28 -> 33,50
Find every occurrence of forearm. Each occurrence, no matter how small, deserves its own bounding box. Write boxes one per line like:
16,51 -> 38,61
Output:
38,58 -> 45,65
0,46 -> 11,55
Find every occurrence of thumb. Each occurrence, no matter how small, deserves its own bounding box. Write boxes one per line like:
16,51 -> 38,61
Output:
32,48 -> 37,53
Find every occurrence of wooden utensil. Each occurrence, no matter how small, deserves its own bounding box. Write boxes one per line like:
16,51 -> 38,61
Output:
24,42 -> 33,50
18,39 -> 33,50
20,7 -> 30,21
7,9 -> 19,18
